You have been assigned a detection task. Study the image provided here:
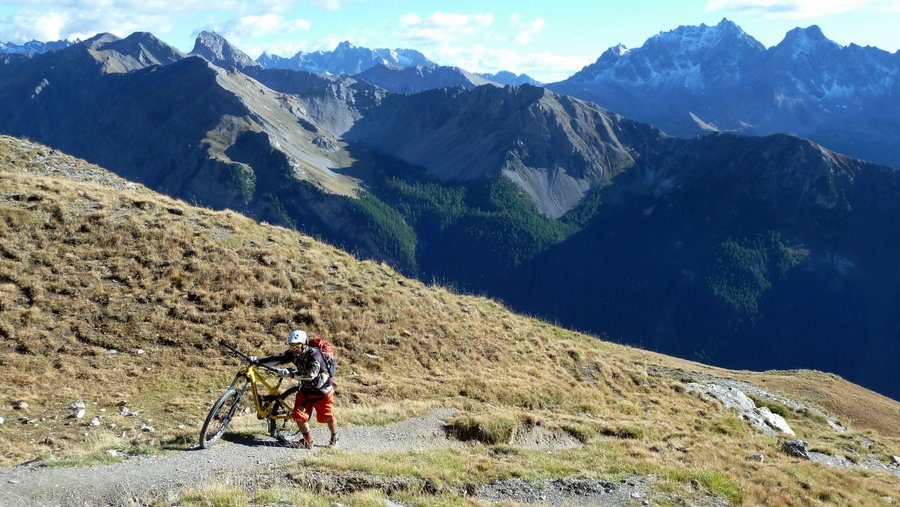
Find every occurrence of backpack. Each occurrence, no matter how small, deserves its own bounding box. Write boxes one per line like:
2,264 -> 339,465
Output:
309,337 -> 336,378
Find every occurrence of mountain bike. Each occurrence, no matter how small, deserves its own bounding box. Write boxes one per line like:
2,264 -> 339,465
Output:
198,343 -> 304,449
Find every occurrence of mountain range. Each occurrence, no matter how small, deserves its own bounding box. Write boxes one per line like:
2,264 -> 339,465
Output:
549,18 -> 900,168
256,40 -> 436,75
0,38 -> 71,55
1,27 -> 898,399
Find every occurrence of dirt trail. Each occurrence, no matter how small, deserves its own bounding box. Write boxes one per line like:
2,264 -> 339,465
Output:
0,409 -> 461,506
0,408 -> 670,507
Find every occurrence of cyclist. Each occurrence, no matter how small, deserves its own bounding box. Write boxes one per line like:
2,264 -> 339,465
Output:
252,329 -> 337,448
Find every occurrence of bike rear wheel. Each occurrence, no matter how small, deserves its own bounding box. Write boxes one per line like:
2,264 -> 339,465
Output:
199,388 -> 242,449
267,386 -> 304,444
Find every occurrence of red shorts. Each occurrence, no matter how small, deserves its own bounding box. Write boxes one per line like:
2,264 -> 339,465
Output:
292,391 -> 334,424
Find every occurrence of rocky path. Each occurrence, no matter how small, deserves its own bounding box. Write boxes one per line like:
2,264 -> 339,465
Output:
0,408 -> 659,507
0,409 -> 462,506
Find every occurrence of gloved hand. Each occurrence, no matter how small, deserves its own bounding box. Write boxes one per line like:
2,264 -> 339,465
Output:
249,356 -> 259,364
277,368 -> 295,378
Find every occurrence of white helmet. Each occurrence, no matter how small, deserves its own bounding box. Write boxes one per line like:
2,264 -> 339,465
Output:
286,329 -> 307,345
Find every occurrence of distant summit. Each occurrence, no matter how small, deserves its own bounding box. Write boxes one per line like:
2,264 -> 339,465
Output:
477,71 -> 542,86
255,41 -> 436,75
0,39 -> 72,55
355,63 -> 497,94
190,31 -> 258,70
549,18 -> 900,168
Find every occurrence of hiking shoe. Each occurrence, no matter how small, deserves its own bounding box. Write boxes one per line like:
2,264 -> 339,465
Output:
277,434 -> 312,449
286,438 -> 312,449
329,434 -> 339,447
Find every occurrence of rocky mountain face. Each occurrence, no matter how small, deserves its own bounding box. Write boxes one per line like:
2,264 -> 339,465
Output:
478,71 -> 542,86
347,84 -> 660,217
354,64 -> 498,95
256,41 -> 436,75
0,39 -> 71,55
549,18 -> 900,168
190,30 -> 258,70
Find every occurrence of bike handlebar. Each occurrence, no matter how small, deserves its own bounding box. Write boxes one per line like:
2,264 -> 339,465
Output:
221,342 -> 279,373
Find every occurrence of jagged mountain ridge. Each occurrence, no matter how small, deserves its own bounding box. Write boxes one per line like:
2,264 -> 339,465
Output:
190,30 -> 258,70
353,63 -> 498,95
549,18 -> 900,168
256,40 -> 436,75
0,38 -> 71,55
477,70 -> 542,86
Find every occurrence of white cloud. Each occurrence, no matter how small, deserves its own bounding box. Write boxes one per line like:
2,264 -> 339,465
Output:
397,11 -> 495,47
510,13 -> 545,45
0,0 -> 218,42
220,14 -> 311,39
706,0 -> 899,18
310,0 -> 341,10
430,44 -> 591,83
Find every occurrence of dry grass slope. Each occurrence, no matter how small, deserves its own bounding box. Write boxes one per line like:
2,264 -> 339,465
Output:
0,135 -> 898,505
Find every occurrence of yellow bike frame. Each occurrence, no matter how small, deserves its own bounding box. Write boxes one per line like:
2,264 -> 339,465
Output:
229,364 -> 295,420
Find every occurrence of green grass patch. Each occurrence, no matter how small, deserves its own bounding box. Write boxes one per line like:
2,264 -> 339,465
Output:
254,487 -> 331,506
41,451 -> 123,468
447,413 -> 519,445
340,407 -> 407,427
747,394 -> 792,419
663,468 -> 743,504
712,417 -> 747,436
600,424 -> 644,440
180,483 -> 248,507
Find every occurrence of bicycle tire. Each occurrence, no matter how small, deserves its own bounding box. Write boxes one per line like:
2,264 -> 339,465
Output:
267,387 -> 304,443
198,387 -> 242,449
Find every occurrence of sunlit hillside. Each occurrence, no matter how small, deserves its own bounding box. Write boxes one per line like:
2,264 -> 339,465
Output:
0,135 -> 897,505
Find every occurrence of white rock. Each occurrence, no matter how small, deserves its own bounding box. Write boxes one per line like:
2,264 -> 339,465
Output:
140,424 -> 155,433
136,349 -> 145,355
365,353 -> 380,360
827,418 -> 848,433
106,349 -> 117,355
892,455 -> 900,465
758,407 -> 795,436
13,401 -> 28,410
73,409 -> 86,419
0,417 -> 5,425
70,401 -> 85,409
89,418 -> 101,427
106,450 -> 119,457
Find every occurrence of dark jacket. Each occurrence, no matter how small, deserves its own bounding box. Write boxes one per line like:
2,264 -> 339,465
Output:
260,346 -> 333,395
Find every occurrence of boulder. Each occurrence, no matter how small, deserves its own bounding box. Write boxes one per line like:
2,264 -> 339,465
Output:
780,440 -> 810,460
758,407 -> 795,436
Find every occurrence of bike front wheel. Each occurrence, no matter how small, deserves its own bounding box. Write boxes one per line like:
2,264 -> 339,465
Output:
199,387 -> 242,449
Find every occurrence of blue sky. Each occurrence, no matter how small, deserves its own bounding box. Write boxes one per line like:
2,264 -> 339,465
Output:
1,0 -> 898,82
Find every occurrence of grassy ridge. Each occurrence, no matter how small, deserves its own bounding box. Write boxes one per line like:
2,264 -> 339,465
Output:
1,136 -> 898,505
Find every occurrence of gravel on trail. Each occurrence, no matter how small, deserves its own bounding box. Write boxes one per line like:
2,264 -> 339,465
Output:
0,407 -> 729,507
0,409 -> 460,506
